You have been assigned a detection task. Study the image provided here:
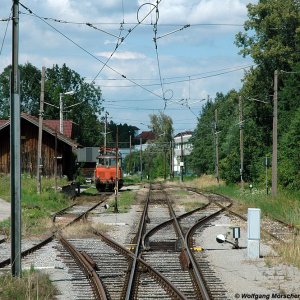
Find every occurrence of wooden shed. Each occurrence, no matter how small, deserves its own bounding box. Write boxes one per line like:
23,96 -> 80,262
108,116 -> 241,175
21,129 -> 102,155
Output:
0,113 -> 80,179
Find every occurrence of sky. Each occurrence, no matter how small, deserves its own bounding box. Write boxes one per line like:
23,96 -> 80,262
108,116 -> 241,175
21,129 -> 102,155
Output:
0,0 -> 256,134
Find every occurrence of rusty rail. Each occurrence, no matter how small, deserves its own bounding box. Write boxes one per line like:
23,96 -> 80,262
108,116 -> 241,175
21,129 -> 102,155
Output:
0,198 -> 107,268
92,227 -> 187,300
59,235 -> 107,300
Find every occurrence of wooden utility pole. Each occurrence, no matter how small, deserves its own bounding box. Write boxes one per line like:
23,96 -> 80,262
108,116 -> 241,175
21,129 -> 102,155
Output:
170,140 -> 173,179
114,127 -> 119,213
129,135 -> 132,174
37,66 -> 45,194
239,96 -> 244,189
11,0 -> 21,277
104,112 -> 108,155
272,70 -> 278,198
140,137 -> 143,180
180,133 -> 183,182
215,109 -> 219,184
54,131 -> 58,192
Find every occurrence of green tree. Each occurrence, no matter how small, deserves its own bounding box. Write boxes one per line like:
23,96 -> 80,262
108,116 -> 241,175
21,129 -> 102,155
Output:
138,112 -> 174,179
235,0 -> 300,73
0,63 -> 104,146
233,0 -> 300,186
44,64 -> 104,146
0,62 -> 41,118
107,121 -> 138,148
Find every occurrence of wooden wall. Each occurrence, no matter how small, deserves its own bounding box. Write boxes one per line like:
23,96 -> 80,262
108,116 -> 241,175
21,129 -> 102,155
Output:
0,118 -> 75,179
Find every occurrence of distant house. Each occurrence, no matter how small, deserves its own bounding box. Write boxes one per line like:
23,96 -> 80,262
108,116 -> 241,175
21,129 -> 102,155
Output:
134,131 -> 156,150
0,113 -> 80,179
173,131 -> 193,175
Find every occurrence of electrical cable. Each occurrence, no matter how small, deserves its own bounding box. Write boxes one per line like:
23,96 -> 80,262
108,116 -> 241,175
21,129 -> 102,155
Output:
91,65 -> 253,88
91,22 -> 125,83
121,0 -> 125,24
152,1 -> 168,109
17,12 -> 244,27
85,64 -> 254,82
156,24 -> 190,40
19,2 -> 164,101
90,0 -> 163,83
0,11 -> 11,57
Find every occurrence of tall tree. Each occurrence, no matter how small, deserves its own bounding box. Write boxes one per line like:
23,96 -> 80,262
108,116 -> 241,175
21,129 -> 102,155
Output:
0,63 -> 104,146
145,112 -> 174,179
0,62 -> 41,118
44,64 -> 104,146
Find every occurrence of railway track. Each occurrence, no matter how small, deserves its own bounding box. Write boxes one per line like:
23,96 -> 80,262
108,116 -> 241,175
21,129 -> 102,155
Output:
127,183 -> 231,299
187,188 -> 297,242
53,183 -> 219,299
0,194 -> 109,268
2,184 -> 297,299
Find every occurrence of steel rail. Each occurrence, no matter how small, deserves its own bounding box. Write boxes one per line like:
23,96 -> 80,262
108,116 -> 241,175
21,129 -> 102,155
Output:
59,235 -> 108,300
52,202 -> 77,222
91,226 -> 187,299
185,201 -> 231,299
62,200 -> 105,228
0,198 -> 107,268
124,184 -> 151,300
162,190 -> 211,299
142,202 -> 211,249
188,187 -> 290,242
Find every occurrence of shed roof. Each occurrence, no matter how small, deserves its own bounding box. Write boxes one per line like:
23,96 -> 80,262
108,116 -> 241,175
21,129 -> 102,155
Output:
0,113 -> 80,148
43,120 -> 73,138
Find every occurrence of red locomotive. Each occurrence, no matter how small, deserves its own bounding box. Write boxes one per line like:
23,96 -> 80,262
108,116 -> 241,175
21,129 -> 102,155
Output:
94,147 -> 123,192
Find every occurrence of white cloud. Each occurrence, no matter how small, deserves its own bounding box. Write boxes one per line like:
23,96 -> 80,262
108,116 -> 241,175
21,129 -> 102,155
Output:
96,51 -> 147,60
138,0 -> 248,24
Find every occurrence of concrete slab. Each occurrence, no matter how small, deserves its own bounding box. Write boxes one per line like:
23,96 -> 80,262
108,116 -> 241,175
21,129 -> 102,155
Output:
0,198 -> 10,221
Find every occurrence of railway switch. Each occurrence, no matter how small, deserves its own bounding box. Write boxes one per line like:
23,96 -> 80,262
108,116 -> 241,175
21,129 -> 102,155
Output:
232,226 -> 240,248
216,228 -> 240,249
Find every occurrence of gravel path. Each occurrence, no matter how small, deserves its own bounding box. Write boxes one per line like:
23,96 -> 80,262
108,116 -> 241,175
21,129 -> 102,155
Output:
195,213 -> 300,299
0,198 -> 10,222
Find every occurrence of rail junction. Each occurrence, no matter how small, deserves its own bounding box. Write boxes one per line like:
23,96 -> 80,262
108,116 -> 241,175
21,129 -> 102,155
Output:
0,184 -> 298,299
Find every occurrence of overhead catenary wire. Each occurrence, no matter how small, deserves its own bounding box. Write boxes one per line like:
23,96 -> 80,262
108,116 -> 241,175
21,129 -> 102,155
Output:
19,2 -> 164,101
91,65 -> 253,88
91,0 -> 163,83
0,12 -> 11,57
17,12 -> 245,27
85,64 -> 254,82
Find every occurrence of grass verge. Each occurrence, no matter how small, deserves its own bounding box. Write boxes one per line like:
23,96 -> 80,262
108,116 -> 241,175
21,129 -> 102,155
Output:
0,175 -> 72,237
184,176 -> 300,268
0,268 -> 57,299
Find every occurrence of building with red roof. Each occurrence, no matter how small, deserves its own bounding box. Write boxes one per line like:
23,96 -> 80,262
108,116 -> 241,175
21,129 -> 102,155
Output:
0,114 -> 79,179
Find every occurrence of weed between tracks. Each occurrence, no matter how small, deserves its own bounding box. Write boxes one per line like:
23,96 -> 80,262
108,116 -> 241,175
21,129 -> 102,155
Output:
168,188 -> 208,212
61,221 -> 112,238
0,268 -> 57,300
106,190 -> 136,213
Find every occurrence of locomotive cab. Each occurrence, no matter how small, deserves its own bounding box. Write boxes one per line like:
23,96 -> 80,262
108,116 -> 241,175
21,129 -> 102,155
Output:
94,148 -> 123,192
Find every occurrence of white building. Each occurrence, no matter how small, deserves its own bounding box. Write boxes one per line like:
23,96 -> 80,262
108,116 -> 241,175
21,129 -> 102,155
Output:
173,131 -> 193,175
